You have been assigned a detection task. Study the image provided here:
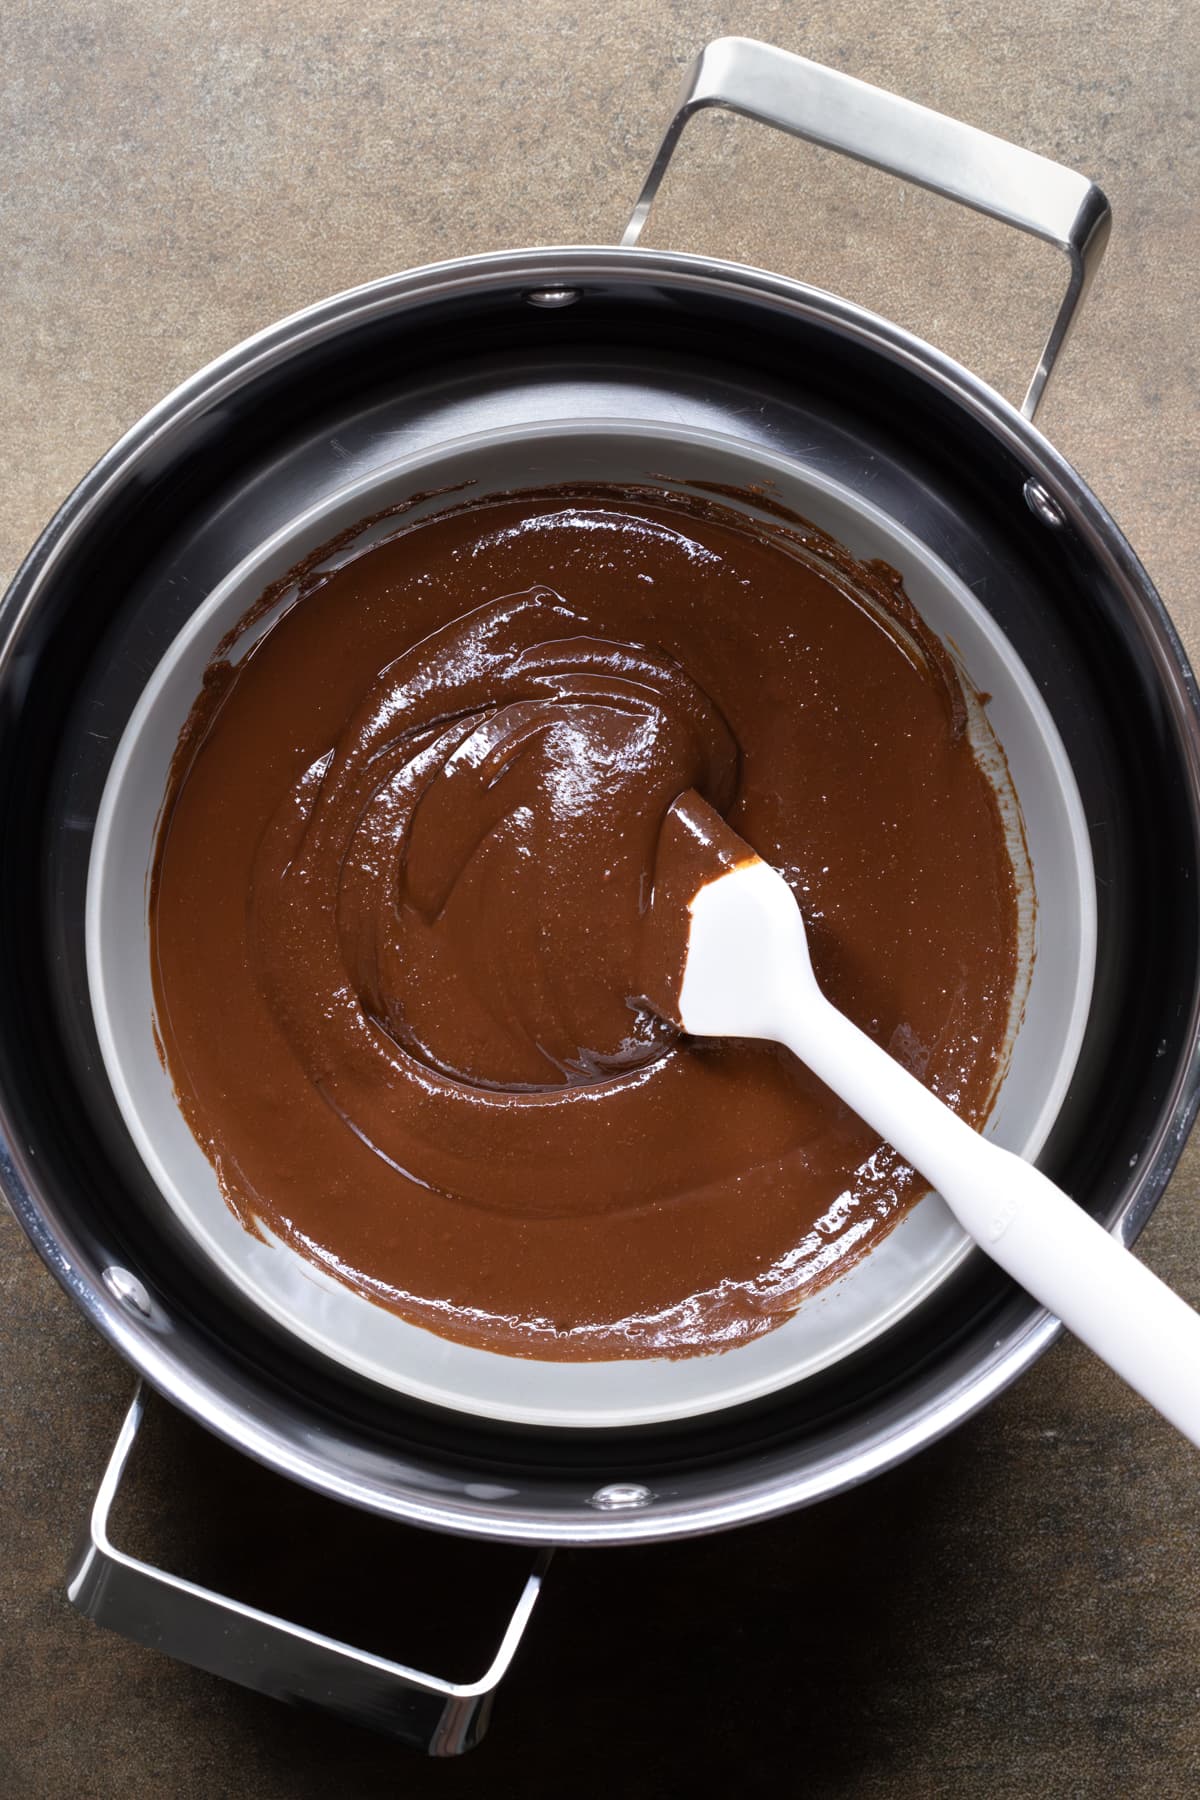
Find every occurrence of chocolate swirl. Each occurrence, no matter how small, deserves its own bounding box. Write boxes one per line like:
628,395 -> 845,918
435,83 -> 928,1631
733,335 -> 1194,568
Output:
256,581 -> 737,1096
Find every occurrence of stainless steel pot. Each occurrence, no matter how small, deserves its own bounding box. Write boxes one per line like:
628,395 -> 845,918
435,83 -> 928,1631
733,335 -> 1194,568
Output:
3,39 -> 1199,1753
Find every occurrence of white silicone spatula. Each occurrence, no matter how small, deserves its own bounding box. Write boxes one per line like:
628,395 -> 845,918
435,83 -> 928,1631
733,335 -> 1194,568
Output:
658,795 -> 1200,1447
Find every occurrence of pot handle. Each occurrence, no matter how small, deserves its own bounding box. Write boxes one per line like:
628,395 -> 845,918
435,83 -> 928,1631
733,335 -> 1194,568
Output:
66,1385 -> 551,1757
622,36 -> 1110,420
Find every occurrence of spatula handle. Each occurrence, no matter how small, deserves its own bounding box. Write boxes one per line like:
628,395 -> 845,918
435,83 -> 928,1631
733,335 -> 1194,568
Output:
786,994 -> 1200,1447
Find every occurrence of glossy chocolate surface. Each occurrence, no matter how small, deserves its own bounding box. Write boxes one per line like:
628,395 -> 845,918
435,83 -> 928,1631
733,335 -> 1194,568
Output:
151,487 -> 1019,1359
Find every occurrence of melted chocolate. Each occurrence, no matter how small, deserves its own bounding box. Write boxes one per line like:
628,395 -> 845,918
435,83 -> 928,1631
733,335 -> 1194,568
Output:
151,486 -> 1019,1360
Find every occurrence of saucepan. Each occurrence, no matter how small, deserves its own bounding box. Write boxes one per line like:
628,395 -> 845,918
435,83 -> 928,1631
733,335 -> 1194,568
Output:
2,38 -> 1198,1754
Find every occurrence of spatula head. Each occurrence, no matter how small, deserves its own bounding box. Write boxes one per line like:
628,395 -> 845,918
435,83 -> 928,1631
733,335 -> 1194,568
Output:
640,789 -> 810,1036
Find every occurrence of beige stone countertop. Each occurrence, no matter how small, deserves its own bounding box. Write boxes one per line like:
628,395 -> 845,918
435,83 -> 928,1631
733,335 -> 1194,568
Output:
2,2 -> 1198,1795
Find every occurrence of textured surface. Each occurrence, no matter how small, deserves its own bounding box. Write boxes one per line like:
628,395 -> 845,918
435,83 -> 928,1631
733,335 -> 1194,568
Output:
2,1 -> 1198,1795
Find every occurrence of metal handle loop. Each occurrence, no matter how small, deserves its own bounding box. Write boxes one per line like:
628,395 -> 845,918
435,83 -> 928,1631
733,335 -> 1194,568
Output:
67,1386 -> 550,1757
622,37 -> 1111,419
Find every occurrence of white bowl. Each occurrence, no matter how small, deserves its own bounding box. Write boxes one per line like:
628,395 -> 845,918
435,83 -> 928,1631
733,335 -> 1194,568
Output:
86,420 -> 1095,1428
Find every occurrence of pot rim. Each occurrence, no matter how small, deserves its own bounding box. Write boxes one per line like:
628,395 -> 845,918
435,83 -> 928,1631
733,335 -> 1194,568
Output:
4,243 -> 1200,1543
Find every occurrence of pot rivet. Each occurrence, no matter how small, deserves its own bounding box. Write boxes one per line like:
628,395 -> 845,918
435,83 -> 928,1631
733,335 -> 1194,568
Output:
589,1482 -> 653,1511
1023,478 -> 1066,529
524,287 -> 582,309
102,1266 -> 153,1317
